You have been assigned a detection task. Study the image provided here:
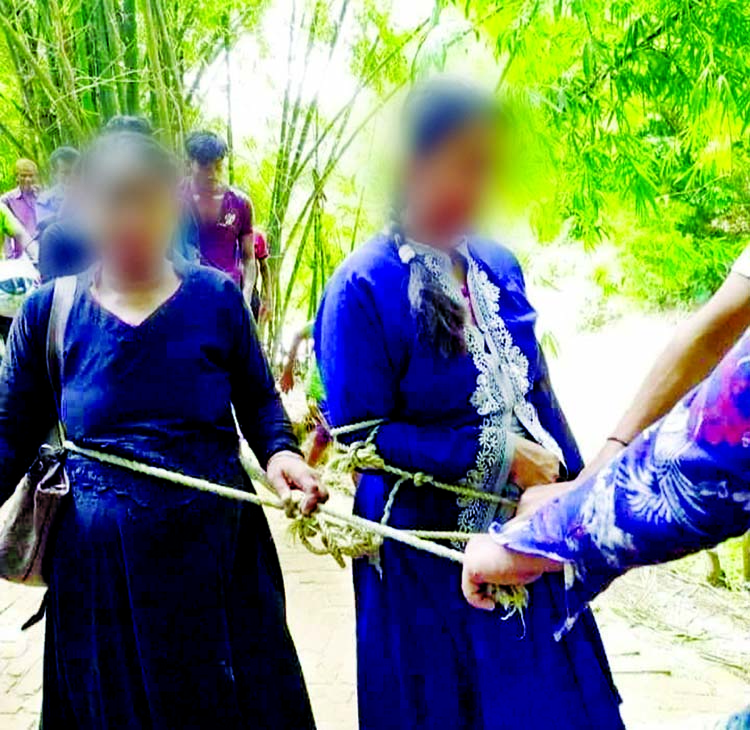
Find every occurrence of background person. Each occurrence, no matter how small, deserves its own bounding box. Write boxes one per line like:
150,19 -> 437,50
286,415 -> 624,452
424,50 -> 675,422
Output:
180,130 -> 256,307
1,158 -> 40,252
0,201 -> 35,343
37,146 -> 80,223
315,79 -> 624,729
102,114 -> 154,136
0,200 -> 31,260
36,148 -> 91,282
250,228 -> 273,323
0,131 -> 325,728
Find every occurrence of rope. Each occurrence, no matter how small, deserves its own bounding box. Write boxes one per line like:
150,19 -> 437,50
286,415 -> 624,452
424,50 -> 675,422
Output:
328,437 -> 517,507
63,440 -> 526,614
329,418 -> 385,437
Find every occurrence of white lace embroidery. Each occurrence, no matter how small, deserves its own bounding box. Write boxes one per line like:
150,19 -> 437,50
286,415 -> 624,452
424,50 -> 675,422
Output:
466,258 -> 564,466
407,242 -> 564,539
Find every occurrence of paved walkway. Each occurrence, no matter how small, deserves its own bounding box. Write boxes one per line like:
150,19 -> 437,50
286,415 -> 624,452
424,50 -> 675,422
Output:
1,504 -> 748,730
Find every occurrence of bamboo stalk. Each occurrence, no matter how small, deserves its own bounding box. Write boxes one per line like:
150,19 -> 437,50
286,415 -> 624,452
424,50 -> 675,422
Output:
100,0 -> 129,113
121,0 -> 139,112
92,0 -> 118,119
140,0 -> 172,142
150,0 -> 185,139
0,14 -> 88,140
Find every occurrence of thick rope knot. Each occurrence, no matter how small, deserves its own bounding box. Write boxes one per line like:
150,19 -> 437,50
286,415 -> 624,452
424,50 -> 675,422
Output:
288,511 -> 382,568
331,439 -> 386,474
411,472 -> 431,487
65,439 -> 528,614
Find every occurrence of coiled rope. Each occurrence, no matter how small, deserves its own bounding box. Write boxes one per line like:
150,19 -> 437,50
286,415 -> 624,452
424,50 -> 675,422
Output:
63,439 -> 528,615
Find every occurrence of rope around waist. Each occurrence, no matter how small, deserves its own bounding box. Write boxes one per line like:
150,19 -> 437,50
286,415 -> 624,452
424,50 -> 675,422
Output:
63,440 -> 528,614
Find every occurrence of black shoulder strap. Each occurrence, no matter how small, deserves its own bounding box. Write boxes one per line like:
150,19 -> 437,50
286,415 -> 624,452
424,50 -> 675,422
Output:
46,276 -> 77,423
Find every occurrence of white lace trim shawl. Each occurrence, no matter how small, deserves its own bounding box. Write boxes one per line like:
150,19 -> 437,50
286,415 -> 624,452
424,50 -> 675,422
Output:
400,239 -> 564,537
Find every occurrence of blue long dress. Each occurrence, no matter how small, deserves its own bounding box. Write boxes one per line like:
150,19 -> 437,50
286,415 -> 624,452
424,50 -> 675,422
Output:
315,233 -> 624,729
0,265 -> 315,729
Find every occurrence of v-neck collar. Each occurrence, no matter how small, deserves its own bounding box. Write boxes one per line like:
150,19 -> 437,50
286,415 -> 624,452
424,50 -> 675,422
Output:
189,182 -> 229,227
84,265 -> 190,332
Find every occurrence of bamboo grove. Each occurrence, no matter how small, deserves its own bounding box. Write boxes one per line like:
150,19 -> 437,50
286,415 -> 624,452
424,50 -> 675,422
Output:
0,0 -> 749,346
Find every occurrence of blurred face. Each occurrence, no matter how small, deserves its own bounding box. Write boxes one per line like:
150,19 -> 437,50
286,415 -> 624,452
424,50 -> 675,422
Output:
83,159 -> 178,280
54,159 -> 77,189
190,158 -> 224,191
405,120 -> 498,246
15,160 -> 38,193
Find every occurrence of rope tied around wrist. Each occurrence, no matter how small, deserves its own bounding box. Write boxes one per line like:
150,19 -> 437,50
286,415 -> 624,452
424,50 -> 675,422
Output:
64,434 -> 528,616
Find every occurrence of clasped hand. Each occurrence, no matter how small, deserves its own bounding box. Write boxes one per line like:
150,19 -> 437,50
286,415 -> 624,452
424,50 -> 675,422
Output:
266,451 -> 329,515
461,478 -> 573,610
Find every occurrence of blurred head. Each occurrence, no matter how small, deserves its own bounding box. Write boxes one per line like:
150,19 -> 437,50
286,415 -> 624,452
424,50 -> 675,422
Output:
14,159 -> 38,193
49,146 -> 80,189
80,132 -> 179,280
103,115 -> 154,137
400,79 -> 500,246
185,131 -> 227,192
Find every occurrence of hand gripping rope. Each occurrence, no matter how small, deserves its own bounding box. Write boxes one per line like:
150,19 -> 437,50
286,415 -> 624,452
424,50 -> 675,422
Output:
63,435 -> 528,615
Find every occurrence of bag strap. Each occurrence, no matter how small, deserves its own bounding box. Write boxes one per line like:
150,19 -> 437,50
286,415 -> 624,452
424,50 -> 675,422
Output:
46,276 -> 77,436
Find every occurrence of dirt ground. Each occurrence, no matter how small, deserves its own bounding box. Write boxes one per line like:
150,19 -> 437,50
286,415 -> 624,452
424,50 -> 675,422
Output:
2,503 -> 749,729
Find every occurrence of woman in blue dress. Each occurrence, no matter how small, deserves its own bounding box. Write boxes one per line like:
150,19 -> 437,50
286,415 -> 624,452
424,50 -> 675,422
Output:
315,80 -> 624,728
0,132 -> 325,728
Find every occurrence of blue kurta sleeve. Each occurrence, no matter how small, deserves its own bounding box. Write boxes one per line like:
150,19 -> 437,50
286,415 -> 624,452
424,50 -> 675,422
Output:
227,283 -> 300,468
0,289 -> 57,504
493,327 -> 750,607
316,267 -> 480,484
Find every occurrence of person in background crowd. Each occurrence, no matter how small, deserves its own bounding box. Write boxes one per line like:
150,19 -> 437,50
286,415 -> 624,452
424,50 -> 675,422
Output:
1,159 -> 40,252
180,131 -> 256,307
0,131 -> 324,727
36,150 -> 90,282
280,321 -> 331,466
37,146 -> 80,223
0,200 -> 31,260
250,228 -> 273,323
315,79 -> 624,729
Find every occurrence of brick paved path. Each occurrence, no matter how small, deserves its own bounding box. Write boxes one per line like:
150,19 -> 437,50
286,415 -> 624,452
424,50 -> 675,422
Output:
2,504 -> 748,730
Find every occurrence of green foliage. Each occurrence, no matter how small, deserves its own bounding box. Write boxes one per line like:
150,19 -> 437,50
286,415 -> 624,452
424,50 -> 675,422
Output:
3,0 -> 750,331
615,201 -> 748,308
456,0 -> 750,250
0,0 -> 263,155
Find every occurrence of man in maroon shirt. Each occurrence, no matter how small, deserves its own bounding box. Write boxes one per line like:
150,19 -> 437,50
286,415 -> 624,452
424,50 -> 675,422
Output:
181,131 -> 255,306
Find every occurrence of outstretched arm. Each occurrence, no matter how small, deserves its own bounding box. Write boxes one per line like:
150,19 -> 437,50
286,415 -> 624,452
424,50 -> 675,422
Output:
586,269 -> 750,477
463,326 -> 750,610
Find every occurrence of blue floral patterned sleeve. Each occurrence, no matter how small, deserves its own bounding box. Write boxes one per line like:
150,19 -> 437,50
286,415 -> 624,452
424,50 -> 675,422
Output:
493,327 -> 750,621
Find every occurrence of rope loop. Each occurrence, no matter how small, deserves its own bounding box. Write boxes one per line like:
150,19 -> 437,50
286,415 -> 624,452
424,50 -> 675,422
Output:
64,439 -> 527,615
